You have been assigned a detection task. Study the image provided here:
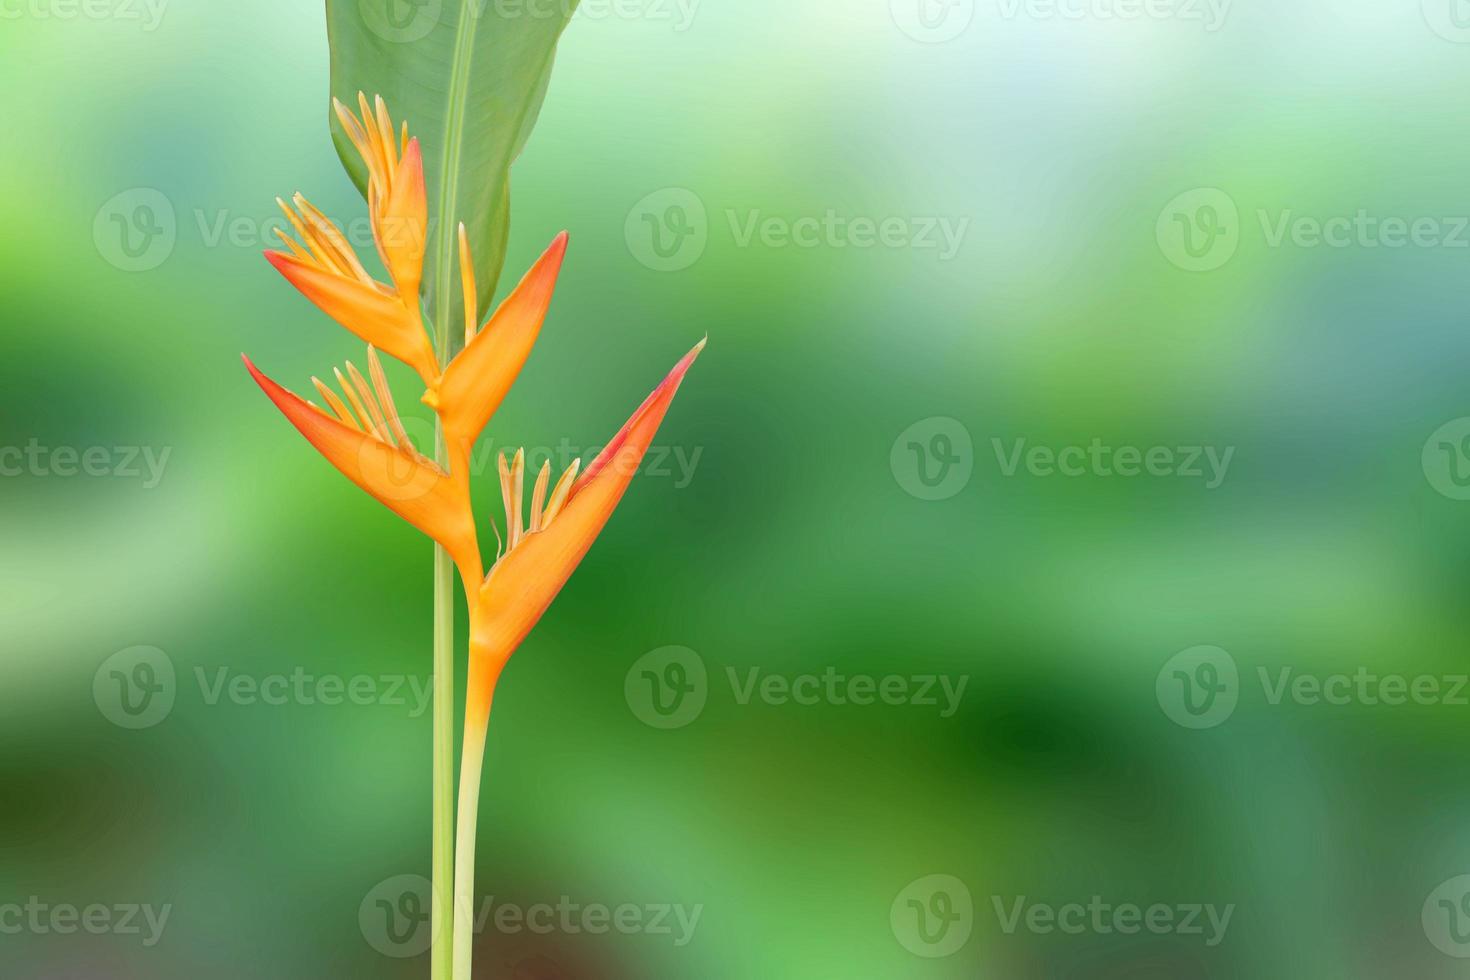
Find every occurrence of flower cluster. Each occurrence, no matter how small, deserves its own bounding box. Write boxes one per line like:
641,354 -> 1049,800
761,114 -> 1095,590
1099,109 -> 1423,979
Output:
243,92 -> 704,693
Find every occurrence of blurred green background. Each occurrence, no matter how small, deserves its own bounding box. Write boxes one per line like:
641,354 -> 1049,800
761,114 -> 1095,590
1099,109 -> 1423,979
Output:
6,0 -> 1470,977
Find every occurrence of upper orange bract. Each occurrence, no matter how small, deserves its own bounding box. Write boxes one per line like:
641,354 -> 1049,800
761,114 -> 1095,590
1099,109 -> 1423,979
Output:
264,94 -> 437,386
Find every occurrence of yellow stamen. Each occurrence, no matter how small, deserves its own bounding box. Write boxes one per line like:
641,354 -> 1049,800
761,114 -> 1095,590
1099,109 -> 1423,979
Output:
508,448 -> 525,550
458,223 -> 477,347
276,198 -> 328,270
346,361 -> 393,443
294,194 -> 372,284
312,377 -> 361,430
272,227 -> 311,262
332,98 -> 371,163
488,514 -> 505,563
497,452 -> 516,548
541,459 -> 580,527
375,95 -> 397,171
334,367 -> 374,441
367,346 -> 415,451
358,92 -> 391,193
529,461 -> 551,533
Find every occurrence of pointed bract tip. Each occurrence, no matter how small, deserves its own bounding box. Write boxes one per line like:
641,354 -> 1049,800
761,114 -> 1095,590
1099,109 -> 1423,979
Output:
672,336 -> 707,377
262,249 -> 296,274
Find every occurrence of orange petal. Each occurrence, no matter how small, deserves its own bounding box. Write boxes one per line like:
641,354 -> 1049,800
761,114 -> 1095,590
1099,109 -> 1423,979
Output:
265,251 -> 438,385
469,338 -> 705,669
431,233 -> 568,453
243,354 -> 477,576
375,137 -> 427,299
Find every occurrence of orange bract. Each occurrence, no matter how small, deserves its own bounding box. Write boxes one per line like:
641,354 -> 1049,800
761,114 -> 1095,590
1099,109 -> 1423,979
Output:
467,339 -> 706,680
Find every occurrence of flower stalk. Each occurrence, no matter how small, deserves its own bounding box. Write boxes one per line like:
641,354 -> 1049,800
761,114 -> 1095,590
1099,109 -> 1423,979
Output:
245,94 -> 704,980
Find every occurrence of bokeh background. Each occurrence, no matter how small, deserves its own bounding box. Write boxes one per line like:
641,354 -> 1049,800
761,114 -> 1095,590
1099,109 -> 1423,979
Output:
6,0 -> 1470,976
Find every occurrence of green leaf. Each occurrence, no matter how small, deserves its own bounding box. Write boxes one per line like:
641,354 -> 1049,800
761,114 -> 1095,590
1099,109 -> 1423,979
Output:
325,0 -> 579,356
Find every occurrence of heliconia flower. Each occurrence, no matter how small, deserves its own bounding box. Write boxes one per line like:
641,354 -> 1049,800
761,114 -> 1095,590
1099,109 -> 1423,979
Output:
465,337 -> 707,688
332,93 -> 428,301
242,348 -> 481,584
265,193 -> 439,387
252,89 -> 709,980
425,229 -> 569,458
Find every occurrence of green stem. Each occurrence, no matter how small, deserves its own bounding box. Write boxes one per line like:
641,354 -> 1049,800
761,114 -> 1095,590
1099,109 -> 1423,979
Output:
452,651 -> 496,980
431,444 -> 456,980
452,723 -> 485,979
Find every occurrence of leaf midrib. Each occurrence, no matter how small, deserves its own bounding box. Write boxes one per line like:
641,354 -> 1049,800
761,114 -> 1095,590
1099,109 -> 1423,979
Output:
432,0 -> 482,364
